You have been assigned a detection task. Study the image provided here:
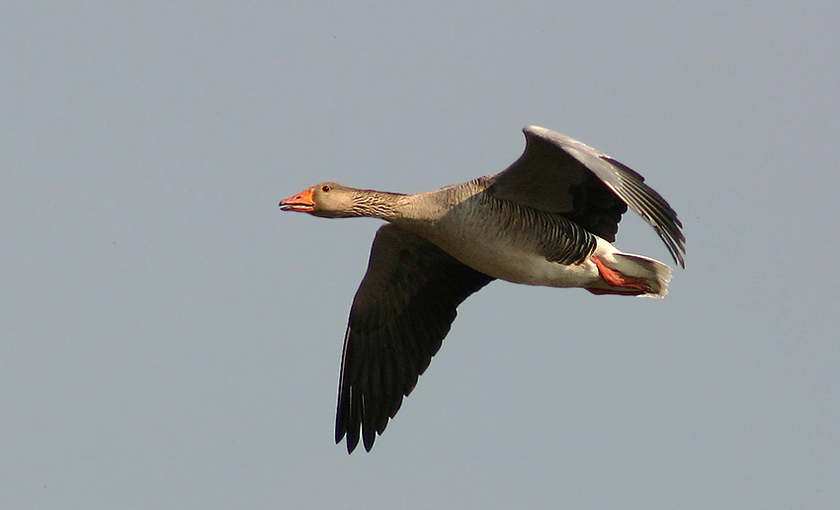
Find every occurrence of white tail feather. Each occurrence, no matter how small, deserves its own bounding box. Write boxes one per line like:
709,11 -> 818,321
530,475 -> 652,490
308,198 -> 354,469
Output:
610,253 -> 672,298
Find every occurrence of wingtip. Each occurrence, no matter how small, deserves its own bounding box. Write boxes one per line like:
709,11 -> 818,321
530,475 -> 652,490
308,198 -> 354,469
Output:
523,125 -> 548,136
344,433 -> 359,454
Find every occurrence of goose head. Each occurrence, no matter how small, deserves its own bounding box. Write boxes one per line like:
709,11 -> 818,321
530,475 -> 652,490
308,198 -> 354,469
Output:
279,182 -> 360,218
280,182 -> 409,219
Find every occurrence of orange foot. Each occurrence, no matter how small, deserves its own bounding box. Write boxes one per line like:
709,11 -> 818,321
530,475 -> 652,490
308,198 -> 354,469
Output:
586,256 -> 652,296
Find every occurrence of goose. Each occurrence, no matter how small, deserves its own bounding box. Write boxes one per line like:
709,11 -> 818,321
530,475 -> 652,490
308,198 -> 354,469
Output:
280,125 -> 686,453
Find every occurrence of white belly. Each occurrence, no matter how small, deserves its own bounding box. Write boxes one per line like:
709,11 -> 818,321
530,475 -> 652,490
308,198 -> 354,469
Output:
442,235 -> 601,287
400,217 -> 605,288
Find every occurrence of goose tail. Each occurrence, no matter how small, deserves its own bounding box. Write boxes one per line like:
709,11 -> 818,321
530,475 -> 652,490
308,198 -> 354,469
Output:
585,251 -> 672,298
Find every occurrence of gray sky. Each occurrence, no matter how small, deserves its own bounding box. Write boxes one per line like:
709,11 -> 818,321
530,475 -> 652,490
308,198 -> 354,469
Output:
3,2 -> 839,509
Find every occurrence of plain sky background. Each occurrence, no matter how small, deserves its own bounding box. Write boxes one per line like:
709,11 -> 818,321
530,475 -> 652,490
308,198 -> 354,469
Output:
2,2 -> 839,509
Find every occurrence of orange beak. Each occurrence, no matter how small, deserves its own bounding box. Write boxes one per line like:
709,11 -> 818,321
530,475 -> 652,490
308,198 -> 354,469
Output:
279,187 -> 316,212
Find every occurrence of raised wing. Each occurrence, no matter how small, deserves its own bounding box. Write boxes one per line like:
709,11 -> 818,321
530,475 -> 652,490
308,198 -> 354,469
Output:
335,224 -> 494,453
489,126 -> 685,267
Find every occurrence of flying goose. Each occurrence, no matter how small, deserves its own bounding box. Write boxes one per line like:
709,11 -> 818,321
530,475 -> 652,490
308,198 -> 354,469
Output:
280,126 -> 686,453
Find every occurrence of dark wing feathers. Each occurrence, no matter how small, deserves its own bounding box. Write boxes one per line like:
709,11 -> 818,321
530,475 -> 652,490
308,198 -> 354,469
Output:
335,224 -> 494,453
600,156 -> 685,267
489,126 -> 686,267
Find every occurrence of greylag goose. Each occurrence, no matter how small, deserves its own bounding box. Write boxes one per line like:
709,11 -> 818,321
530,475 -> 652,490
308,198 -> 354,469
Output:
280,126 -> 686,453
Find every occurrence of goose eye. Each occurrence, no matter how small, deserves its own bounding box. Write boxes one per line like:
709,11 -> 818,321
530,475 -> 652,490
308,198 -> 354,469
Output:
321,185 -> 331,192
